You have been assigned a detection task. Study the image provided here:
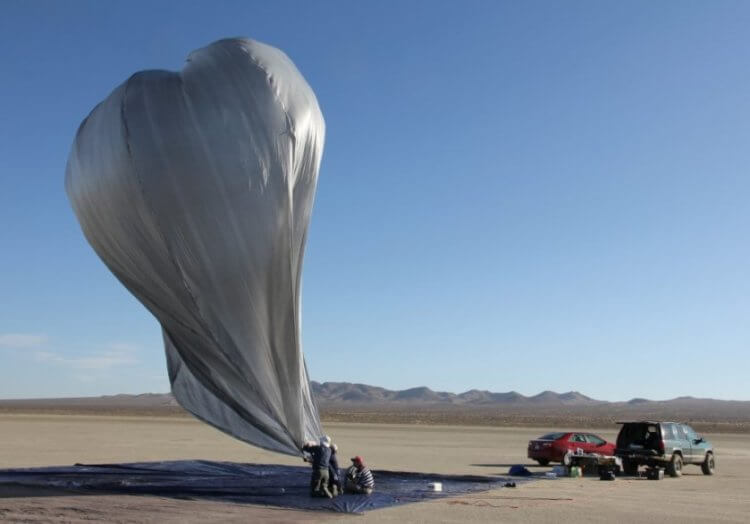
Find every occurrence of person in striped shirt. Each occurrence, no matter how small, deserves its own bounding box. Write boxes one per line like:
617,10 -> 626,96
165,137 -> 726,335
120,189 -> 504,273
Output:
344,455 -> 374,495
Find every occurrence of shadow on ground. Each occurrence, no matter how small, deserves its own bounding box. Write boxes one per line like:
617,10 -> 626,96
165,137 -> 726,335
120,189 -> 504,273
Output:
471,464 -> 544,469
0,461 -> 532,514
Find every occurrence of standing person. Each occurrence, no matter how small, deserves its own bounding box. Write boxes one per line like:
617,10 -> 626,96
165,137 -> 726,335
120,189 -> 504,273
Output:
345,455 -> 374,495
328,443 -> 342,496
302,436 -> 333,498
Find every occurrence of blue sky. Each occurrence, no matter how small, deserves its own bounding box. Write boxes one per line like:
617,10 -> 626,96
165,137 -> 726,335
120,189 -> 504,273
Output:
1,1 -> 748,401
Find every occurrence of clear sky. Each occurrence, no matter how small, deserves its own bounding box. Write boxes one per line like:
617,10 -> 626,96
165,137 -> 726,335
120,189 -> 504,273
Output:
1,1 -> 748,401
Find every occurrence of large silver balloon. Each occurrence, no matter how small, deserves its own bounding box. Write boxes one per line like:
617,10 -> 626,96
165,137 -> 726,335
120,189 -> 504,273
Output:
65,38 -> 324,455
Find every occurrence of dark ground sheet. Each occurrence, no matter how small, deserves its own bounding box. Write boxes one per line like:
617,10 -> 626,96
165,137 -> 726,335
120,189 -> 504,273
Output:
0,460 -> 534,514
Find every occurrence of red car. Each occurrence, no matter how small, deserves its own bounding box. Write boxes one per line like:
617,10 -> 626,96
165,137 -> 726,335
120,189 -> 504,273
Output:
527,432 -> 615,465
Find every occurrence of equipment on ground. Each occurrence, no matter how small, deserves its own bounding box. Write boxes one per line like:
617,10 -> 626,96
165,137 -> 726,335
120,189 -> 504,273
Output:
646,467 -> 665,480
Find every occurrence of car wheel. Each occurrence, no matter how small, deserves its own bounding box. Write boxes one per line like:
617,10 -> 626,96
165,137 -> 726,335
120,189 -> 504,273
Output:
561,451 -> 572,467
536,459 -> 550,466
701,453 -> 715,475
666,454 -> 683,478
622,459 -> 638,476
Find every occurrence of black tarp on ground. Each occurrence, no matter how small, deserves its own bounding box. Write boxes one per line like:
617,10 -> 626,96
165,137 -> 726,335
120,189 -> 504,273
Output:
0,460 -> 535,514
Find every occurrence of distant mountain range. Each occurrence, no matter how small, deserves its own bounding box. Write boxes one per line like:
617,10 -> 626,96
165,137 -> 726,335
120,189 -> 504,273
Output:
308,382 -> 750,432
311,381 -> 603,406
0,382 -> 745,409
2,382 -> 748,432
310,382 -> 750,408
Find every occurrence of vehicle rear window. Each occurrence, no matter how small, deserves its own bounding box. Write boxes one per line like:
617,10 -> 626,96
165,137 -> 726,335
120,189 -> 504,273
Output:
617,423 -> 658,448
538,432 -> 565,440
662,424 -> 676,440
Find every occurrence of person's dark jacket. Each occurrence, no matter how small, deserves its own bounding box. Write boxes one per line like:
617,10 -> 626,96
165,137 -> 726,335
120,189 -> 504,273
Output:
328,450 -> 341,486
302,443 -> 332,469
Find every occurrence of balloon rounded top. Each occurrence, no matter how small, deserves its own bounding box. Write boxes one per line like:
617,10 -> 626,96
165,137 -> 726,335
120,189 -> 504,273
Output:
65,38 -> 325,455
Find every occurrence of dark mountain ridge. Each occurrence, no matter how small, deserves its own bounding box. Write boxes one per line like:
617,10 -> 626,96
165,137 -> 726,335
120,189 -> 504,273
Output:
308,382 -> 742,407
1,382 -> 745,410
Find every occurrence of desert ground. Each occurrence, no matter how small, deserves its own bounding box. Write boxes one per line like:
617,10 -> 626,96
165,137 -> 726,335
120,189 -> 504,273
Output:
0,413 -> 748,523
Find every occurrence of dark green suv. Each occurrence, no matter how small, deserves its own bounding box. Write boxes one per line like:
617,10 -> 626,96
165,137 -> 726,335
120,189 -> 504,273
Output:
615,421 -> 715,477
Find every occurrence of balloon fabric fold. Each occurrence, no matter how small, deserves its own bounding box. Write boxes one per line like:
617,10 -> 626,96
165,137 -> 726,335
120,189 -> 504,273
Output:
65,38 -> 325,455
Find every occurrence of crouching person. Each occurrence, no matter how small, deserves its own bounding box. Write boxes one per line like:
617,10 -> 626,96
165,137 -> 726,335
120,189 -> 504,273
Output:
302,436 -> 333,498
345,455 -> 374,495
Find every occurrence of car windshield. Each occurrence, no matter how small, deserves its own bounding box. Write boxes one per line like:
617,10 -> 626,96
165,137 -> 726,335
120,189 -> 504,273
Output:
538,432 -> 566,440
